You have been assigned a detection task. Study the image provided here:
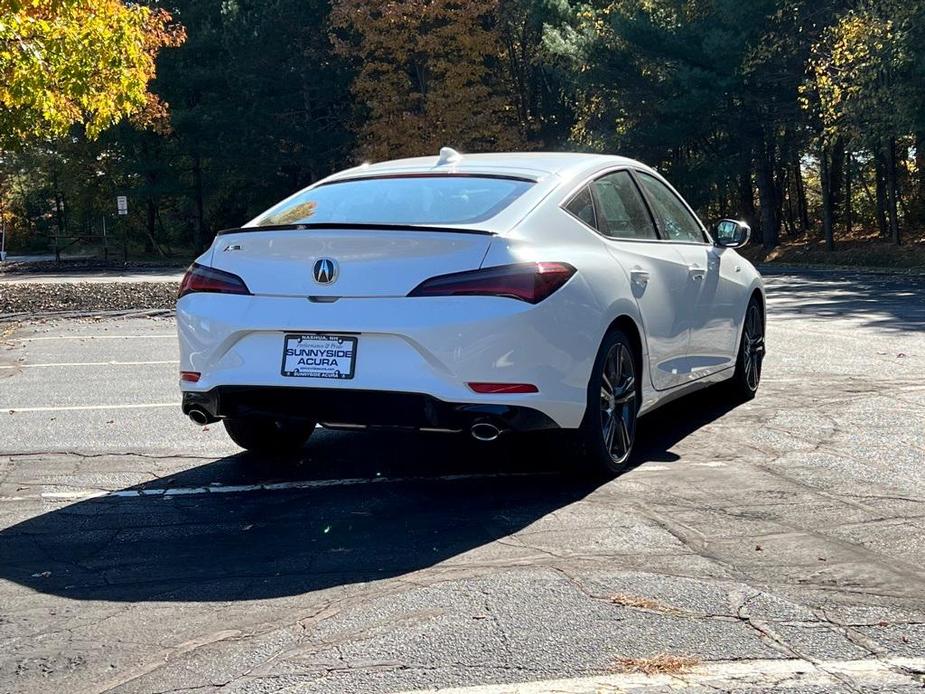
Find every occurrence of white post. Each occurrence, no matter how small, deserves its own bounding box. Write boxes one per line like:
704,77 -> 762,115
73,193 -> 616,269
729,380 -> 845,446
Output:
0,217 -> 6,262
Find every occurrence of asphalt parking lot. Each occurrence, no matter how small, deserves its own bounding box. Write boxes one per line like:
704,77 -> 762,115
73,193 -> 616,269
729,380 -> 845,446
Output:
0,270 -> 923,693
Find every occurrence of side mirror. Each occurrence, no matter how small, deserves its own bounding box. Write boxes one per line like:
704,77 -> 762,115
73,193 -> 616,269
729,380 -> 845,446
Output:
712,219 -> 751,249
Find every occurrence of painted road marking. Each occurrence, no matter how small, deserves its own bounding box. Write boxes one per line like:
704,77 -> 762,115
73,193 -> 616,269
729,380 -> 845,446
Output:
399,656 -> 925,693
0,360 -> 178,369
4,403 -> 176,413
0,471 -> 556,503
8,334 -> 175,342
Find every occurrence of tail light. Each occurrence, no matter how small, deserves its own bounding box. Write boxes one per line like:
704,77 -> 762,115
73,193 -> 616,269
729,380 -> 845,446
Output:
468,383 -> 538,394
409,262 -> 576,304
178,264 -> 251,299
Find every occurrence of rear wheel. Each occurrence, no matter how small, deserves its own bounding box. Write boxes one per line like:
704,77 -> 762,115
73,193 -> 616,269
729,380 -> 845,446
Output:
223,416 -> 316,454
728,297 -> 765,401
578,329 -> 640,477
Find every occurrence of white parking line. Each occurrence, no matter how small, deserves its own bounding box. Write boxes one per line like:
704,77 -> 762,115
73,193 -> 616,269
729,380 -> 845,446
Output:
0,360 -> 178,369
0,471 -> 555,503
8,334 -> 175,342
4,403 -> 176,413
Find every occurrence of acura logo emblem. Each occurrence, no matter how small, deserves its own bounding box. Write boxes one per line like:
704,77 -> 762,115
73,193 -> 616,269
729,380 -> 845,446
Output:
313,258 -> 337,284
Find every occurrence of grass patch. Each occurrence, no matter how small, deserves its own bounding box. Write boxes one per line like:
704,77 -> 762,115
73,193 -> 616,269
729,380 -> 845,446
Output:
613,654 -> 701,676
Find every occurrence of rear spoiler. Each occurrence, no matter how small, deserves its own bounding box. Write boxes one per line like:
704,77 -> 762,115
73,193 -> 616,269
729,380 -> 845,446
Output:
215,223 -> 497,237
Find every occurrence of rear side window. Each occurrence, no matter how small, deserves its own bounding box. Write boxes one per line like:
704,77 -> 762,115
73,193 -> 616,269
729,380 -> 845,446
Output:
249,175 -> 533,227
590,171 -> 657,240
636,173 -> 705,243
564,186 -> 596,228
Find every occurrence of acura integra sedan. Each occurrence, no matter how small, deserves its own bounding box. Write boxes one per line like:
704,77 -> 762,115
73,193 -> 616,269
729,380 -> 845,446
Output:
178,149 -> 765,475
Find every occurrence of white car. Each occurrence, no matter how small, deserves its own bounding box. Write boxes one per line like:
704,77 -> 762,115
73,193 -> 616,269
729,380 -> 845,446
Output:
177,149 -> 765,475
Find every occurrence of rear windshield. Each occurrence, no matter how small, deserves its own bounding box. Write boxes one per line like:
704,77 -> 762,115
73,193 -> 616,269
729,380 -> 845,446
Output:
248,175 -> 533,227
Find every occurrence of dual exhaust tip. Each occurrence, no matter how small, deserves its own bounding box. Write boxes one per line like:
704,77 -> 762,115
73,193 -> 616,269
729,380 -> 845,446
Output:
187,408 -> 212,426
470,421 -> 504,442
188,409 -> 505,441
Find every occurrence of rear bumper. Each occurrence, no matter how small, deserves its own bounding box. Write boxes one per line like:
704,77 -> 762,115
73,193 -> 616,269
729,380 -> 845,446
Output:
177,291 -> 603,428
182,386 -> 558,433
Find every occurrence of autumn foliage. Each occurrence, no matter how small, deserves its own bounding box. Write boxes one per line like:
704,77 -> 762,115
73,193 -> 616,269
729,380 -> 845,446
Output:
0,0 -> 185,143
330,0 -> 523,160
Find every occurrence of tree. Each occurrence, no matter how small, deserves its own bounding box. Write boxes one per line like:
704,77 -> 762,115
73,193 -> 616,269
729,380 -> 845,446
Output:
496,0 -> 576,146
150,0 -> 354,248
805,0 -> 918,245
547,0 -> 797,246
0,0 -> 184,145
330,0 -> 524,160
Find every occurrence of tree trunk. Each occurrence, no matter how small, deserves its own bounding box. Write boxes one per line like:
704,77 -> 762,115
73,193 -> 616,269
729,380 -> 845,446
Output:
192,154 -> 206,251
774,161 -> 790,236
845,150 -> 853,236
145,198 -> 156,255
820,144 -> 834,252
791,152 -> 810,234
782,166 -> 797,237
755,135 -> 779,250
829,137 -> 845,228
874,153 -> 889,238
738,170 -> 757,235
915,131 -> 925,219
884,137 -> 900,245
54,191 -> 65,264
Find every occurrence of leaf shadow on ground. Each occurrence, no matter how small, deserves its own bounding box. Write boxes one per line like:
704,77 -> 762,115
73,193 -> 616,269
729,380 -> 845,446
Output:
762,270 -> 925,333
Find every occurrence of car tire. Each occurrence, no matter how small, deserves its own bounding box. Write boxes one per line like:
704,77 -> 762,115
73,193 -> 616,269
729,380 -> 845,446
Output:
577,329 -> 640,478
223,416 -> 317,454
727,297 -> 765,401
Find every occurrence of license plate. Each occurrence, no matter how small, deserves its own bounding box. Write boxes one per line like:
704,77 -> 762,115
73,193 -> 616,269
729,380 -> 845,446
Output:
281,334 -> 357,379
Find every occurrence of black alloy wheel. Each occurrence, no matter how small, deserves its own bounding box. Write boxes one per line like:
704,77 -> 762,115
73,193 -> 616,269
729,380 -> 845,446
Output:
579,329 -> 639,477
729,297 -> 765,400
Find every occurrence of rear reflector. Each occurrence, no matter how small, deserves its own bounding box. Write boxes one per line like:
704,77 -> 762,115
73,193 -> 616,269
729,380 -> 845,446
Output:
409,262 -> 576,304
468,383 -> 538,394
178,263 -> 251,299
180,371 -> 201,383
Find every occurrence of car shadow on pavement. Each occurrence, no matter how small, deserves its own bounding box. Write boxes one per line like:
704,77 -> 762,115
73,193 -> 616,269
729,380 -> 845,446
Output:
0,388 -> 737,603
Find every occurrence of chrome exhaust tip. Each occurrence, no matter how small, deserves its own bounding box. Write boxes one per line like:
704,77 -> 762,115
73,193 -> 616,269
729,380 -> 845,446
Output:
188,408 -> 210,426
470,422 -> 503,442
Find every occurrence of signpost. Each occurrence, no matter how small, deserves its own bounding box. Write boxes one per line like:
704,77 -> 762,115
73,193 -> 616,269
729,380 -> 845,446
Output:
117,195 -> 128,263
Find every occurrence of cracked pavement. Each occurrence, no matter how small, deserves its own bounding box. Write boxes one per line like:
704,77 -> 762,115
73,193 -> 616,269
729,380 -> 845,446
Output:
0,269 -> 923,693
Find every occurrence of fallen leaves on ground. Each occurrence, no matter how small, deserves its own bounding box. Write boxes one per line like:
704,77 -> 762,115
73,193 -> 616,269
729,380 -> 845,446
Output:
610,594 -> 676,613
613,654 -> 701,676
1,282 -> 179,316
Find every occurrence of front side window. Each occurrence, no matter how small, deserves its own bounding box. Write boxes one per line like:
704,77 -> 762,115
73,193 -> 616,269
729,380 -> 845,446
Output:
248,175 -> 533,227
636,173 -> 705,243
589,171 -> 657,240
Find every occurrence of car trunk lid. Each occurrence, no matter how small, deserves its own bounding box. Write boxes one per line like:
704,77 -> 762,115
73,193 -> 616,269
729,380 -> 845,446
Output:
210,225 -> 494,298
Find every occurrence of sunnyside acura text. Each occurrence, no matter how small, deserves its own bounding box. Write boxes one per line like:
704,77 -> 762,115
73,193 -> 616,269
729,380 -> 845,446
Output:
177,149 -> 765,476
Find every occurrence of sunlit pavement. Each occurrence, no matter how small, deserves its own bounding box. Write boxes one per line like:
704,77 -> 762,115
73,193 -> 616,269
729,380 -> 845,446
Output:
0,270 -> 923,693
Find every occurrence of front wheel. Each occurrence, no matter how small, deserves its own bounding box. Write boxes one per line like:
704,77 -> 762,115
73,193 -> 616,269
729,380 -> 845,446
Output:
223,416 -> 316,454
577,329 -> 640,477
727,297 -> 765,401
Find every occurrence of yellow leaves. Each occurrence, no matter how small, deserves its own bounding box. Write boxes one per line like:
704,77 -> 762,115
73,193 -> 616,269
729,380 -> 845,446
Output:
803,0 -> 912,142
0,0 -> 185,145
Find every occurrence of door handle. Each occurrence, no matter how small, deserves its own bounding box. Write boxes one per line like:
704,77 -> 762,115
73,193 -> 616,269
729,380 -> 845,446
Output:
688,266 -> 706,281
630,269 -> 650,286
